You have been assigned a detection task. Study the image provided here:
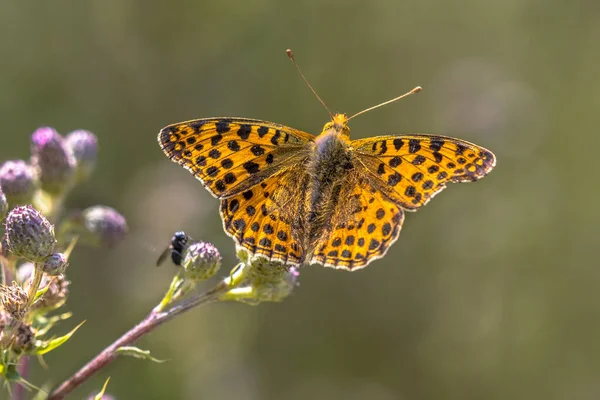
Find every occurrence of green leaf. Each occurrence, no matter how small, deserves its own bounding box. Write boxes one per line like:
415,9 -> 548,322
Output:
93,377 -> 111,400
33,284 -> 50,303
156,273 -> 185,311
35,320 -> 85,355
115,346 -> 166,363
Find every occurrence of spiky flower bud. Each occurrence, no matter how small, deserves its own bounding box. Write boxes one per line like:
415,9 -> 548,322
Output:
31,127 -> 76,195
37,274 -> 70,310
5,205 -> 56,262
0,187 -> 7,220
65,129 -> 98,182
0,160 -> 36,206
0,310 -> 33,352
0,282 -> 29,320
81,206 -> 128,247
181,241 -> 221,282
249,266 -> 299,304
42,252 -> 68,276
11,320 -> 35,353
223,257 -> 300,305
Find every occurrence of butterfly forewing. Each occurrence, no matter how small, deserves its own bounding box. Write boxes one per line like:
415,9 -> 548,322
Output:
352,135 -> 496,210
158,118 -> 314,198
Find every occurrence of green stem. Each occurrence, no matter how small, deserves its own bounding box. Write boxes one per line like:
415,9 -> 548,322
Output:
23,264 -> 43,311
155,274 -> 184,312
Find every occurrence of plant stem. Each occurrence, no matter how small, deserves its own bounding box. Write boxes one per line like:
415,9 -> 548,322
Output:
23,264 -> 43,311
47,280 -> 229,400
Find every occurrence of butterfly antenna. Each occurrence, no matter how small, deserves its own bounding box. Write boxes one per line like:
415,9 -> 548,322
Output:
286,49 -> 334,119
347,86 -> 422,122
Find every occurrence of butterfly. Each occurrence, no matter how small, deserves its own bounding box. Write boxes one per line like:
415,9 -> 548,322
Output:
158,110 -> 495,270
158,51 -> 496,271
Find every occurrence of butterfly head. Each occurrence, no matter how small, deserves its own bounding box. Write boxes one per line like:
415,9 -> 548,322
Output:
321,113 -> 350,138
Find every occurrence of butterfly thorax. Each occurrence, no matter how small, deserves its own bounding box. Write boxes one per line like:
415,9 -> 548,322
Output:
302,116 -> 354,251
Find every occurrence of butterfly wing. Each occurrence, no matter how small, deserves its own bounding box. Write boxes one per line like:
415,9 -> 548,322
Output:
220,167 -> 308,265
352,135 -> 496,210
309,170 -> 405,270
158,118 -> 314,198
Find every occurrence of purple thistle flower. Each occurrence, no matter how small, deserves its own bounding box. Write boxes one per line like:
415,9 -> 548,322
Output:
65,129 -> 98,183
0,160 -> 36,206
4,205 -> 56,262
31,127 -> 76,196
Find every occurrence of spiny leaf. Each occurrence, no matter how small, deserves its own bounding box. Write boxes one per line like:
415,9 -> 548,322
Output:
35,320 -> 85,355
33,284 -> 50,303
115,346 -> 166,363
92,377 -> 111,400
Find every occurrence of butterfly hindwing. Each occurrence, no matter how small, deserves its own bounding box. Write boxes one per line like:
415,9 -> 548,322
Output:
310,170 -> 405,270
220,168 -> 307,265
158,118 -> 314,198
352,134 -> 496,210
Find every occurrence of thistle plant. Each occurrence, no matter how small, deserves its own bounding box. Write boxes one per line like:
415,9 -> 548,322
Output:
0,127 -> 127,399
0,127 -> 301,400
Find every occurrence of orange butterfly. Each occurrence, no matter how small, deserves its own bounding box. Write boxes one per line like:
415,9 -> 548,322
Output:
158,52 -> 496,270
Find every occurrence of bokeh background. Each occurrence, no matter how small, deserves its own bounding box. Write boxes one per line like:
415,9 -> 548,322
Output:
2,0 -> 599,399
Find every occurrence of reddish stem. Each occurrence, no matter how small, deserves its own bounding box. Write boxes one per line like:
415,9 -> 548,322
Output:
48,282 -> 226,399
12,356 -> 29,400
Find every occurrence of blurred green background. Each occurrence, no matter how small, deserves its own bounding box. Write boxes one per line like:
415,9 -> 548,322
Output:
2,0 -> 599,399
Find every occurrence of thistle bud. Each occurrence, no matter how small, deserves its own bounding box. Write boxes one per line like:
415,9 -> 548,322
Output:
4,205 -> 56,262
11,320 -> 34,353
0,313 -> 34,352
31,127 -> 76,195
0,282 -> 29,320
181,241 -> 221,282
65,129 -> 98,182
81,206 -> 128,247
42,252 -> 68,276
223,258 -> 300,305
250,266 -> 299,304
0,160 -> 36,206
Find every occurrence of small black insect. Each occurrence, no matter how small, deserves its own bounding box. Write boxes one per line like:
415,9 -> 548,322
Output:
156,231 -> 190,266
